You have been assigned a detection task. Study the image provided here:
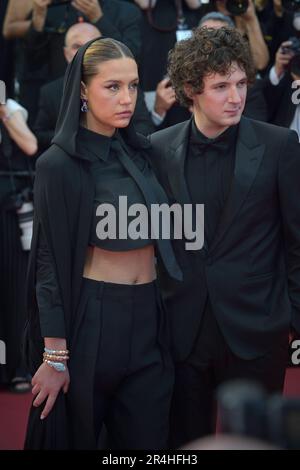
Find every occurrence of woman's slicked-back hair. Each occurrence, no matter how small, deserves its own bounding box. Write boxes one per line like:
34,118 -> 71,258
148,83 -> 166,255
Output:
82,38 -> 135,84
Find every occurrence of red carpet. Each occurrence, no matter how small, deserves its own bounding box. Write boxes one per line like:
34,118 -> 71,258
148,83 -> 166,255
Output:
0,368 -> 299,450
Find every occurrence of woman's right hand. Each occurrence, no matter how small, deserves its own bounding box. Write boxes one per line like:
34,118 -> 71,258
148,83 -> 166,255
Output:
31,362 -> 70,420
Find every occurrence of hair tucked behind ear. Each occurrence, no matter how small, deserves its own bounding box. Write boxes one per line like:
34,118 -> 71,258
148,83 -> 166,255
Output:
82,38 -> 135,84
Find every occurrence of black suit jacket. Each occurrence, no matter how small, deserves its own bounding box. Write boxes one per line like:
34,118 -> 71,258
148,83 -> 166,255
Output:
150,117 -> 300,362
263,73 -> 297,128
34,77 -> 154,152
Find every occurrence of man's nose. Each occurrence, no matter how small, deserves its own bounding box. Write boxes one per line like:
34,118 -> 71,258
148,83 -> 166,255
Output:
228,86 -> 242,103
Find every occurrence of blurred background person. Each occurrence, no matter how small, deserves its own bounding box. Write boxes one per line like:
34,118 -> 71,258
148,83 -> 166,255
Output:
0,93 -> 37,393
263,38 -> 300,138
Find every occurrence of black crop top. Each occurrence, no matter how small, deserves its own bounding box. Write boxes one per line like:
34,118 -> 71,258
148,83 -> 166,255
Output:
77,126 -> 153,251
36,126 -> 182,337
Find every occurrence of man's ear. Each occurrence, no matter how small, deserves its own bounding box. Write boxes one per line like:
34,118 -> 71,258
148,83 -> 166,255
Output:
183,83 -> 194,101
81,81 -> 87,100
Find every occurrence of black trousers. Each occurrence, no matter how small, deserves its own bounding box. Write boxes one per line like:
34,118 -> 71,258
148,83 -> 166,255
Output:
69,278 -> 174,450
170,301 -> 289,449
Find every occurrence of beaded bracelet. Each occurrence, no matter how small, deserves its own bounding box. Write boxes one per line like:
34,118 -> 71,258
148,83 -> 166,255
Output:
43,353 -> 69,361
44,347 -> 69,355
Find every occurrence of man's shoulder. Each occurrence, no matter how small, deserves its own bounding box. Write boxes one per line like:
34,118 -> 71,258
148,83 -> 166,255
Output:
150,120 -> 189,145
245,117 -> 294,140
40,77 -> 64,98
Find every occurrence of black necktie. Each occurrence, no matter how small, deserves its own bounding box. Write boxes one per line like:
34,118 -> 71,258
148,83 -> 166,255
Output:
111,139 -> 183,282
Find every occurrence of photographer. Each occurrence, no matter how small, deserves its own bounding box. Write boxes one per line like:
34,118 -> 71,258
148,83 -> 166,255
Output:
0,97 -> 37,392
263,39 -> 300,138
214,0 -> 270,71
2,0 -> 142,125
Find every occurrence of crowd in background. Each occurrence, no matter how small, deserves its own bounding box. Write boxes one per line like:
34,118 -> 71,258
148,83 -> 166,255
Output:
0,0 -> 299,392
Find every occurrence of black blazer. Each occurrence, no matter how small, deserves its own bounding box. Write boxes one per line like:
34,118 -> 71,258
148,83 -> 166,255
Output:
34,77 -> 154,152
150,117 -> 300,362
263,73 -> 297,128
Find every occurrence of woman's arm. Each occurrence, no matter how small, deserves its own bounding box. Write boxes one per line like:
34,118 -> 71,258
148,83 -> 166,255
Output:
31,337 -> 70,420
31,228 -> 69,420
2,0 -> 33,39
235,0 -> 269,71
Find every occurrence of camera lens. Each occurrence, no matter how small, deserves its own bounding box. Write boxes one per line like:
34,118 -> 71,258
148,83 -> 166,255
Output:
226,0 -> 249,15
282,0 -> 300,12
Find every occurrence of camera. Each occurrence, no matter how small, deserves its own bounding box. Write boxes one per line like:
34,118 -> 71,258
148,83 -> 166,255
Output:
17,201 -> 34,251
282,0 -> 300,12
225,0 -> 249,15
217,380 -> 300,449
282,36 -> 300,76
49,0 -> 72,7
9,188 -> 34,251
282,36 -> 300,54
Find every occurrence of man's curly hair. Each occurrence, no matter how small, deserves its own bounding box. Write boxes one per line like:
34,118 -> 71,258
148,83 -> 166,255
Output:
167,27 -> 256,108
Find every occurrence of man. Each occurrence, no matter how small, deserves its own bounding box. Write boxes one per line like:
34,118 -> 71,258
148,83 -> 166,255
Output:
198,12 -> 267,122
150,27 -> 300,447
34,22 -> 153,151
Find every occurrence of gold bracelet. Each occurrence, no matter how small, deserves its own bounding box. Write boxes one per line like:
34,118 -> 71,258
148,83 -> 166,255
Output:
43,353 -> 69,361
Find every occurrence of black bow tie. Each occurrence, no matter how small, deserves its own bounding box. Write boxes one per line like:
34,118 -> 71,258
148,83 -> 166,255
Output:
190,138 -> 229,156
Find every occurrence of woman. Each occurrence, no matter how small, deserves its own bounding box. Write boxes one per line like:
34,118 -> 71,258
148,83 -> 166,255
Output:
0,98 -> 37,392
24,37 -> 182,450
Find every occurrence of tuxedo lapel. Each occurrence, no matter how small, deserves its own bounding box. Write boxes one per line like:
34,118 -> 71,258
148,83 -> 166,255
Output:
167,121 -> 192,205
210,117 -> 265,254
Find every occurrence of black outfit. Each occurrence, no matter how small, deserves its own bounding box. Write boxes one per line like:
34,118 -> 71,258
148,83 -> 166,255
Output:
0,124 -> 33,384
150,117 -> 300,447
34,77 -> 154,152
18,0 -> 142,125
263,73 -> 297,128
24,38 -> 182,450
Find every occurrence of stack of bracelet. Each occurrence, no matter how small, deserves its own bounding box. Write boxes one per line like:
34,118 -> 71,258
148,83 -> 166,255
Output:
43,348 -> 69,372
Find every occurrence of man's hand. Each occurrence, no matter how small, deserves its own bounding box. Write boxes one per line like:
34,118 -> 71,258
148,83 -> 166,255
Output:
32,0 -> 51,32
31,362 -> 70,420
71,0 -> 103,23
33,0 -> 51,13
274,41 -> 294,79
154,78 -> 176,117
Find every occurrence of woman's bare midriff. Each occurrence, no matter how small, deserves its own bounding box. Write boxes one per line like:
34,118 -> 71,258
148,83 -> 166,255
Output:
83,244 -> 156,284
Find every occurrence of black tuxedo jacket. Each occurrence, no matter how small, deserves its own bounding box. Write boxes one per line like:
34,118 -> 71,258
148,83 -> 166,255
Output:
150,117 -> 300,362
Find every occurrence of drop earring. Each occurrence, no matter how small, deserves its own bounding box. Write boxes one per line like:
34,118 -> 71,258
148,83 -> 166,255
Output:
81,99 -> 88,112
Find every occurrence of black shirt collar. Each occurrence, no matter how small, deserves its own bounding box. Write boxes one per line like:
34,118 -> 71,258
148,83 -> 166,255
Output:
76,126 -> 114,162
